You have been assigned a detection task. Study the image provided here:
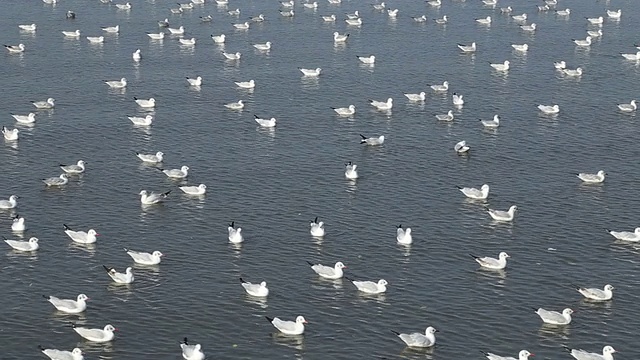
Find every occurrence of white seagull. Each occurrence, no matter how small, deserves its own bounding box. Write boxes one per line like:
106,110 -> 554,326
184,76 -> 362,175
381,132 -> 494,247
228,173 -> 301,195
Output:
358,55 -> 376,64
369,97 -> 393,110
64,225 -> 99,244
129,115 -> 153,126
147,32 -> 165,40
481,115 -> 500,128
435,110 -> 454,121
179,184 -> 207,195
563,67 -> 583,77
490,60 -> 510,72
168,26 -> 185,35
482,350 -> 533,360
18,24 -> 37,31
233,22 -> 250,30
607,227 -> 640,241
139,190 -> 171,205
60,160 -> 86,174
360,134 -> 385,146
554,61 -> 567,70
404,92 -> 426,101
430,81 -> 449,92
228,221 -> 243,243
310,217 -> 325,237
452,93 -> 464,106
38,346 -> 84,360
511,13 -> 527,21
299,67 -> 322,77
4,236 -> 39,251
332,105 -> 356,116
476,16 -> 492,25
253,42 -> 271,51
556,8 -> 570,16
137,151 -> 163,163
573,36 -> 592,47
86,36 -> 104,43
458,42 -> 476,53
621,52 -> 640,61
211,34 -> 226,44
235,80 -> 255,89
179,38 -> 196,46
538,104 -> 559,115
344,162 -> 358,179
396,225 -> 412,245
12,216 -> 25,232
222,52 -> 242,60
392,326 -> 437,348
125,248 -> 163,265
534,307 -> 573,325
225,100 -> 244,110
322,14 -> 336,22
0,195 -> 18,209
607,9 -> 622,19
520,23 -> 537,32
33,98 -> 55,109
4,43 -> 26,53
586,16 -> 604,25
471,252 -> 509,270
308,261 -> 345,279
240,278 -> 269,297
62,30 -> 81,37
115,2 -> 131,9
254,115 -> 277,128
567,346 -> 615,360
577,170 -> 606,183
512,44 -> 528,52
454,140 -> 470,154
134,97 -> 156,108
576,284 -> 614,301
347,278 -> 388,294
44,294 -> 89,314
72,323 -> 116,342
161,166 -> 189,179
266,316 -> 307,335
180,338 -> 205,360
458,184 -> 490,200
333,32 -> 349,43
42,174 -> 68,186
487,205 -> 518,222
102,25 -> 119,33
132,49 -> 141,62
103,265 -> 134,284
186,76 -> 203,86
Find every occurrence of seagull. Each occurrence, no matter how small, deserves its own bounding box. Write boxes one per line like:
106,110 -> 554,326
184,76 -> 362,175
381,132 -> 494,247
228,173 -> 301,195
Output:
435,110 -> 454,121
482,350 -> 533,360
345,18 -> 362,26
4,236 -> 39,251
487,205 -> 518,222
137,151 -> 163,163
86,36 -> 104,43
304,1 -> 319,9
299,67 -> 321,77
387,9 -> 398,17
60,160 -> 86,174
346,10 -> 359,19
511,13 -> 527,21
179,184 -> 207,195
179,38 -> 196,46
132,49 -> 141,62
470,252 -> 509,270
344,162 -> 358,179
481,115 -> 500,128
452,93 -> 464,106
537,5 -> 549,11
586,16 -> 604,25
43,174 -> 68,186
102,25 -> 119,33
222,52 -> 242,60
357,55 -> 376,64
129,115 -> 153,126
322,14 -> 336,21
563,67 -> 583,77
458,42 -> 476,53
103,265 -> 134,284
4,44 -> 25,54
72,323 -> 117,342
556,8 -> 570,16
147,32 -> 165,40
512,44 -> 528,52
587,29 -> 603,38
233,22 -> 250,30
396,224 -> 412,245
573,36 -> 592,47
458,184 -> 490,200
0,195 -> 18,209
170,7 -> 183,14
168,26 -> 185,35
105,77 -> 127,89
391,326 -> 437,348
158,18 -> 170,27
333,32 -> 349,43
369,97 -> 393,110
224,100 -> 244,110
134,97 -> 156,108
534,308 -> 573,325
200,15 -> 213,22
161,166 -> 189,179
538,104 -> 559,115
426,0 -> 441,6
180,338 -> 205,360
253,42 -> 271,51
607,9 -> 622,19
554,61 -> 567,70
607,227 -> 640,241
265,316 -> 307,335
566,346 -> 616,360
347,278 -> 388,294
63,225 -> 98,244
429,81 -> 449,92
66,10 -> 76,19
235,80 -> 255,89
139,190 -> 171,205
186,76 -> 202,87
10,215 -> 24,232
179,2 -> 195,9
454,140 -> 470,154
372,2 -> 385,10
577,284 -> 614,301
211,34 -> 226,44
618,100 -> 637,112
520,23 -> 536,32
332,105 -> 355,116
250,14 -> 265,22
308,261 -> 345,279
501,6 -> 513,13
404,92 -> 426,101
359,134 -> 385,146
240,278 -> 269,297
476,16 -> 492,25
124,248 -> 163,265
412,15 -> 427,23
310,217 -> 325,237
228,222 -> 243,243
621,52 -> 640,61
18,23 -> 37,31
2,127 -> 18,141
44,294 -> 89,314
434,15 -> 448,24
481,0 -> 496,5
227,8 -> 240,15
254,115 -> 276,128
577,170 -> 606,183
62,30 -> 81,37
280,10 -> 294,17
33,98 -> 55,109
38,346 -> 84,360
490,60 -> 510,71
115,2 -> 131,10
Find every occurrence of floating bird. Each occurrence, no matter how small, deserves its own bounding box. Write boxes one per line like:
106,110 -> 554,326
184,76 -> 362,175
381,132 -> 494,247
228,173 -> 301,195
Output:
180,184 -> 207,195
62,30 -> 81,37
577,284 -> 614,301
563,67 -> 583,77
308,261 -> 345,279
554,61 -> 567,70
71,323 -> 117,342
158,18 -> 170,27
435,110 -> 454,121
556,8 -> 570,16
481,115 -> 500,128
222,52 -> 241,60
482,350 -> 533,360
240,278 -> 269,297
64,224 -> 99,244
452,93 -> 464,106
458,42 -> 476,53
621,52 -> 640,61
333,32 -> 349,43
105,78 -> 127,88
186,77 -> 202,87
412,15 -> 427,23
332,105 -> 355,116
211,34 -> 226,44
587,29 -> 603,38
102,25 -> 119,33
566,346 -> 615,360
299,67 -> 321,77
265,316 -> 307,335
471,252 -> 509,270
538,104 -> 559,115
404,92 -> 426,101
0,195 -> 18,209
254,115 -> 276,128
345,18 -> 362,26
253,42 -> 271,51
347,278 -> 388,294
235,80 -> 255,89
577,170 -> 606,183
103,265 -> 134,284
511,13 -> 527,21
280,10 -> 294,17
137,151 -> 163,163
2,127 -> 18,141
66,10 -> 76,19
11,216 -> 25,231
44,294 -> 88,314
606,227 -> 640,241
387,9 -> 398,18
501,6 -> 513,13
200,15 -> 212,22
396,225 -> 412,245
43,174 -> 68,186
391,327 -> 437,348
534,308 -> 573,325
139,190 -> 171,205
358,55 -> 376,64
369,97 -> 392,110
512,44 -> 528,52
39,346 -> 83,360
132,49 -> 141,62
180,338 -> 205,360
429,81 -> 449,92
309,217 -> 325,237
224,100 -> 244,110
573,36 -> 592,47
228,221 -> 243,243
4,236 -> 39,251
87,36 -> 104,43
250,14 -> 265,22
476,16 -> 492,25
346,10 -> 359,19
520,23 -> 536,32
435,15 -> 448,24
129,115 -> 153,126
344,162 -> 358,179
490,60 -> 510,72
125,248 -> 163,265
179,38 -> 196,46
458,184 -> 490,200
233,22 -> 250,30
147,32 -> 165,40
168,26 -> 185,35
586,16 -> 604,25
33,98 -> 55,109
60,160 -> 86,174
607,9 -> 622,19
360,134 -> 385,146
322,14 -> 336,22
454,140 -> 469,154
487,205 -> 518,222
115,2 -> 131,10
134,97 -> 156,108
18,24 -> 37,31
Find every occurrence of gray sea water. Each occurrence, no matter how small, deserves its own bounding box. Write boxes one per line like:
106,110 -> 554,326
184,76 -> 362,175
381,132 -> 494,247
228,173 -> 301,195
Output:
1,0 -> 640,359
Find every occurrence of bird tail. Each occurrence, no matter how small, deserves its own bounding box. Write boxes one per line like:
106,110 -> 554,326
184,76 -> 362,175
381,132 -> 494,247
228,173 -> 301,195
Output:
531,307 -> 539,312
306,260 -> 316,266
63,224 -> 71,230
38,345 -> 46,351
239,277 -> 246,283
469,254 -> 480,259
313,217 -> 318,223
265,316 -> 274,323
69,322 -> 77,328
103,265 -> 112,272
390,330 -> 400,336
182,337 -> 189,345
229,221 -> 235,228
123,248 -> 129,252
162,190 -> 171,197
344,276 -> 354,282
42,294 -> 49,300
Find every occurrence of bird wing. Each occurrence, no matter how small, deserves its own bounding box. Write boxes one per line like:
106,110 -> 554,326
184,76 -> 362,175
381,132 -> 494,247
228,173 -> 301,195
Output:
42,349 -> 74,360
353,281 -> 378,293
272,318 -> 296,332
48,296 -> 78,310
537,308 -> 565,323
312,264 -> 335,277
